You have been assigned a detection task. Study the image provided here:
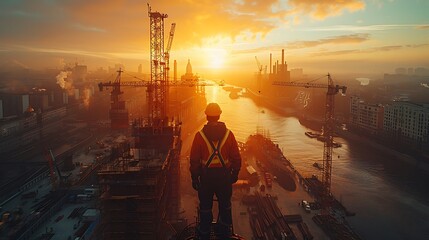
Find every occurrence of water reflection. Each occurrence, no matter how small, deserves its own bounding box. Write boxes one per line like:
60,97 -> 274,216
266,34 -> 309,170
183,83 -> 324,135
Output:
202,85 -> 429,240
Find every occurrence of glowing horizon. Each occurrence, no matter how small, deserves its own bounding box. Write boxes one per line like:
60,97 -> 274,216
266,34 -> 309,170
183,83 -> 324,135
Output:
0,0 -> 428,79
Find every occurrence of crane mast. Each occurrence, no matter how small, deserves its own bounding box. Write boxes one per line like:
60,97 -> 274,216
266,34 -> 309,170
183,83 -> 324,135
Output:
274,74 -> 347,211
148,4 -> 168,126
165,23 -> 176,82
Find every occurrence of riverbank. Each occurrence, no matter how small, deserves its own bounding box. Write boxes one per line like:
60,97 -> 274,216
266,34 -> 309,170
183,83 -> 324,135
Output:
335,128 -> 429,173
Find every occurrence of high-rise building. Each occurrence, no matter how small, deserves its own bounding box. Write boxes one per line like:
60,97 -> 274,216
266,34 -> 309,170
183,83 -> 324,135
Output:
395,67 -> 407,75
383,101 -> 429,145
350,96 -> 384,135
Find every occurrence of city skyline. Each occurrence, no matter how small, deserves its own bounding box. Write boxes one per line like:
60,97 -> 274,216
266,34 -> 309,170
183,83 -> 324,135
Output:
0,0 -> 428,78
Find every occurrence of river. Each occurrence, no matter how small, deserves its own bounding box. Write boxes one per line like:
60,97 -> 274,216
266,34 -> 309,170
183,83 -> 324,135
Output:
200,85 -> 429,240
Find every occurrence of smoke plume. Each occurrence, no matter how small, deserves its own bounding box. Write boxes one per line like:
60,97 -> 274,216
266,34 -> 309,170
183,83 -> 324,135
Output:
56,71 -> 74,95
82,88 -> 92,109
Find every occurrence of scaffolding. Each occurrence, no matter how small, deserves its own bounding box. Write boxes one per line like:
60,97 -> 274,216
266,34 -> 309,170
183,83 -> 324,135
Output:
97,5 -> 182,239
98,124 -> 182,239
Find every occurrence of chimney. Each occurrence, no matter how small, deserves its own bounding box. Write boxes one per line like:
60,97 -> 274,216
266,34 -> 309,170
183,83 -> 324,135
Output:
281,49 -> 284,73
276,60 -> 279,75
270,53 -> 272,75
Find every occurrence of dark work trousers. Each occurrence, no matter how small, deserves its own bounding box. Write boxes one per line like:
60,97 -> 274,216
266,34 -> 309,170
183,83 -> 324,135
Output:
198,168 -> 232,238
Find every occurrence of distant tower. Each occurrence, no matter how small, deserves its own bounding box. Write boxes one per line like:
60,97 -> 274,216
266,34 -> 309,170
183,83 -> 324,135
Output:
281,49 -> 285,73
138,64 -> 142,74
174,60 -> 177,82
181,59 -> 197,83
186,59 -> 192,75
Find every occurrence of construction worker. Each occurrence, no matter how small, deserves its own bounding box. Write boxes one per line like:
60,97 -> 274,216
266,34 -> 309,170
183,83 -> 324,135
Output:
190,102 -> 241,239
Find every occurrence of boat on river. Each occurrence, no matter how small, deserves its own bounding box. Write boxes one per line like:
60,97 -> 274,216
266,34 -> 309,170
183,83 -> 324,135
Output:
305,131 -> 321,138
244,133 -> 296,191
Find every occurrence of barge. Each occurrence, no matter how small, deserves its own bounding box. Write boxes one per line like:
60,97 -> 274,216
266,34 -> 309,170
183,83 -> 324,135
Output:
244,133 -> 296,192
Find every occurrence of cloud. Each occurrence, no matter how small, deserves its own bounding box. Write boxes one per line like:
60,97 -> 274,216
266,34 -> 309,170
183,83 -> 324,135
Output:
415,25 -> 429,30
287,0 -> 365,20
312,45 -> 403,56
230,34 -> 370,55
307,24 -> 429,32
0,0 -> 370,55
406,43 -> 429,48
287,34 -> 370,49
73,23 -> 106,33
0,0 -> 286,55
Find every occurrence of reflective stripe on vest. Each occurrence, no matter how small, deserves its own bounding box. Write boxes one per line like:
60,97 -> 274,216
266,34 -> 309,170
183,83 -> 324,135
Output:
199,129 -> 230,168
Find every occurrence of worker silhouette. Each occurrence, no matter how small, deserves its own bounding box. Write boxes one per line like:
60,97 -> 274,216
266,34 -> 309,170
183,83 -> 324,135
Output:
190,103 -> 241,239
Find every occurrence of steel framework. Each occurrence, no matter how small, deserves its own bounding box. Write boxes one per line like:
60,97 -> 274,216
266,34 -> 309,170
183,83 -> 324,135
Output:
273,74 -> 346,210
148,4 -> 168,124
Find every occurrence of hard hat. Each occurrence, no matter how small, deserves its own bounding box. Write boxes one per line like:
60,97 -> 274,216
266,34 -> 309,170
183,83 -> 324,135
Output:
205,103 -> 222,116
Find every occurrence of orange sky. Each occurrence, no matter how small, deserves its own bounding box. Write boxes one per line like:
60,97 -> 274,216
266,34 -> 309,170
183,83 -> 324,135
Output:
0,0 -> 428,79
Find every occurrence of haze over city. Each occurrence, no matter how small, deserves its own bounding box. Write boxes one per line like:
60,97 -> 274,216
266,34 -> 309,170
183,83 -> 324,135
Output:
1,1 -> 429,240
1,0 -> 428,78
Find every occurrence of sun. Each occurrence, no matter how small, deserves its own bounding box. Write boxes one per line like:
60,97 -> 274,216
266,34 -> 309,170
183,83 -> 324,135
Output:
205,48 -> 227,69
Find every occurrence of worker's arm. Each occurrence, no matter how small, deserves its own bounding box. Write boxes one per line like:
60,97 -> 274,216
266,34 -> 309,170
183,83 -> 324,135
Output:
228,132 -> 241,176
189,132 -> 203,179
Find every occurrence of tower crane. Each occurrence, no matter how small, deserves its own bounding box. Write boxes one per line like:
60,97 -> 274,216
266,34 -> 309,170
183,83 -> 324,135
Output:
98,69 -> 213,128
273,74 -> 347,212
165,23 -> 176,82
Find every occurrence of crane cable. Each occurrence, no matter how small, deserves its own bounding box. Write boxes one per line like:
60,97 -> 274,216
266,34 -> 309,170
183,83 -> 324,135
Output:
305,75 -> 327,84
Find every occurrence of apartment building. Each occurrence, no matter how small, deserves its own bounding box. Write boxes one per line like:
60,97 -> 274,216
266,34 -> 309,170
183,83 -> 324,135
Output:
350,96 -> 384,134
384,101 -> 429,145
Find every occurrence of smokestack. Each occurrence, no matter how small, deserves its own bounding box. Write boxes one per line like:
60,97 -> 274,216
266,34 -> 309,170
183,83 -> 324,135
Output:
276,60 -> 279,75
281,49 -> 284,74
174,60 -> 177,82
270,53 -> 272,75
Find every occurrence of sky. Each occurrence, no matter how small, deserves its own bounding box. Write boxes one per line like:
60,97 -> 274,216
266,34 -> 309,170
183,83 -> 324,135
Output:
0,0 -> 428,79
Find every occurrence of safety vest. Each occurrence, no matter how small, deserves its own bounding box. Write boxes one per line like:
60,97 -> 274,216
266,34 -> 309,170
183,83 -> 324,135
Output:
199,129 -> 230,168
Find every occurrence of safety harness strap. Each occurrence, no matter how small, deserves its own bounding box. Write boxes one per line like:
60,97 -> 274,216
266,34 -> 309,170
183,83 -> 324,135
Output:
199,129 -> 230,168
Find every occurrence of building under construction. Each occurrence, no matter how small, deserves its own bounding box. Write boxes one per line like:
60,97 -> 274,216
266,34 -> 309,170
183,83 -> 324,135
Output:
97,120 -> 182,239
97,5 -> 183,239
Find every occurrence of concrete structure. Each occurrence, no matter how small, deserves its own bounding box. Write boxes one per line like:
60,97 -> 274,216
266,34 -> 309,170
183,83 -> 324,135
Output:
350,96 -> 384,135
383,101 -> 429,145
98,122 -> 181,239
0,93 -> 29,117
0,106 -> 67,153
0,88 -> 69,153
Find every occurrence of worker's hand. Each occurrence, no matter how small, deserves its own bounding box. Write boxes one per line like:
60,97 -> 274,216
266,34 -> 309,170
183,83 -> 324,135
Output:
192,180 -> 200,191
230,169 -> 239,184
192,175 -> 200,191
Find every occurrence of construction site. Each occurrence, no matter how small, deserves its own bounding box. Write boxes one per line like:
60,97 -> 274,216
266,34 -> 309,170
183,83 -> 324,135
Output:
0,4 -> 357,239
